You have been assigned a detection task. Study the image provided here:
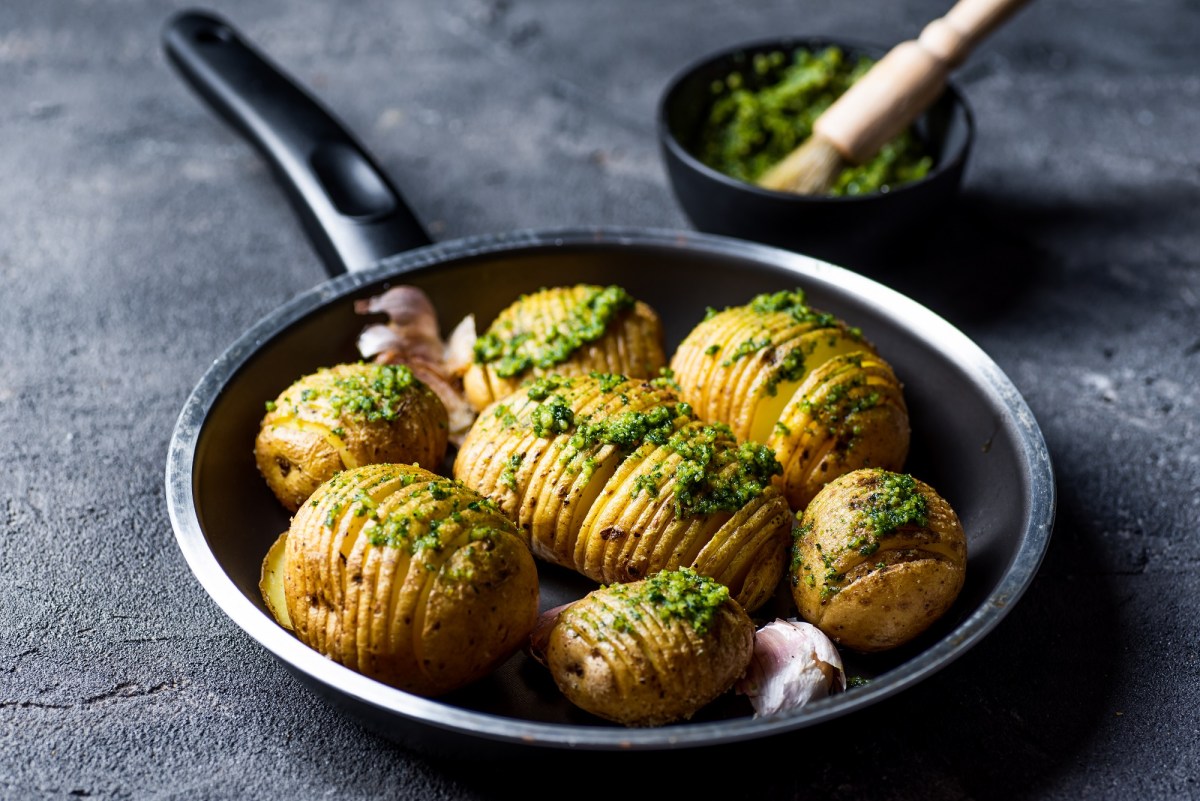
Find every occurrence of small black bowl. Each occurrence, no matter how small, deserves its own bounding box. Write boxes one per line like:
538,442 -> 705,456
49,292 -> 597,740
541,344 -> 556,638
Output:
658,37 -> 974,269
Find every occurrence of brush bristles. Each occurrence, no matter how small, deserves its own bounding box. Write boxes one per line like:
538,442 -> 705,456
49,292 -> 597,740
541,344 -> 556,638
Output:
755,136 -> 846,196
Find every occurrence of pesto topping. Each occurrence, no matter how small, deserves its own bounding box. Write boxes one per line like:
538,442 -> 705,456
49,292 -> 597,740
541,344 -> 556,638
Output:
749,289 -> 841,329
792,357 -> 882,446
694,47 -> 933,196
665,424 -> 781,517
649,366 -> 682,393
849,470 -> 929,554
721,335 -> 772,366
604,567 -> 730,636
566,404 -> 686,452
326,364 -> 417,422
473,285 -> 636,378
500,453 -> 523,490
531,394 -> 575,437
525,374 -> 575,400
271,363 -> 419,423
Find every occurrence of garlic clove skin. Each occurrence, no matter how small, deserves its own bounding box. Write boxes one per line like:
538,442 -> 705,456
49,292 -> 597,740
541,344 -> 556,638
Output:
443,314 -> 477,377
735,618 -> 846,717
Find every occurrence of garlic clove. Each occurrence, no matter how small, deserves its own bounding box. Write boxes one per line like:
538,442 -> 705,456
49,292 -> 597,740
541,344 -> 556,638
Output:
735,618 -> 846,717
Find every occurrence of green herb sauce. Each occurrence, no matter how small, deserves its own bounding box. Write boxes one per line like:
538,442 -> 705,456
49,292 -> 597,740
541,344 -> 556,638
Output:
604,567 -> 730,636
473,285 -> 636,378
695,47 -> 933,195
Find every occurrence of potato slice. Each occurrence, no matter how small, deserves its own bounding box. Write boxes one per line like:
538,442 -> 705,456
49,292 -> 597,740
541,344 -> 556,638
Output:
259,531 -> 292,631
791,468 -> 966,652
463,285 -> 666,410
255,363 -> 448,512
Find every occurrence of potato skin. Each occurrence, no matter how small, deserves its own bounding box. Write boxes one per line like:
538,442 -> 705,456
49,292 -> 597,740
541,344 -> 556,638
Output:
453,374 -> 790,611
547,569 -> 754,726
463,285 -> 666,411
790,468 -> 966,652
283,463 -> 538,696
255,363 -> 448,511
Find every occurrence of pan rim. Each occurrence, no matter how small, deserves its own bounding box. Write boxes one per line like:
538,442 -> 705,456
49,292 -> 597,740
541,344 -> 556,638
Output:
165,225 -> 1055,750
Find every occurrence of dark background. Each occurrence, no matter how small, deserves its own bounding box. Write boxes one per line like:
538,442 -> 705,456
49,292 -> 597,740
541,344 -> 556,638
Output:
2,1 -> 1198,798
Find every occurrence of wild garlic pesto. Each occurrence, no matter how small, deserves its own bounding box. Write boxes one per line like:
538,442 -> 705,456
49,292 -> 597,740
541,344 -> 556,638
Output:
601,567 -> 731,636
472,285 -> 635,378
695,47 -> 933,195
270,363 -> 419,423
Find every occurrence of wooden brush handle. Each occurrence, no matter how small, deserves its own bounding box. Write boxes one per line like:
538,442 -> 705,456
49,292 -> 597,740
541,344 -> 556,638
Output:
815,0 -> 1031,165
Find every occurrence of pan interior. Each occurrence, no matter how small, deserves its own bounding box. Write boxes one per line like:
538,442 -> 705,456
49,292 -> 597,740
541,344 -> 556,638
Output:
183,233 -> 1045,740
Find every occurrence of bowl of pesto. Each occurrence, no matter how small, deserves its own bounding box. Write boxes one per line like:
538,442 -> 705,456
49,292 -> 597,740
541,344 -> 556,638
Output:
658,38 -> 973,267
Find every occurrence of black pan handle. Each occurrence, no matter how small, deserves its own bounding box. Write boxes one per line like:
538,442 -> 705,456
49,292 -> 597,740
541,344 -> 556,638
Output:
162,9 -> 432,276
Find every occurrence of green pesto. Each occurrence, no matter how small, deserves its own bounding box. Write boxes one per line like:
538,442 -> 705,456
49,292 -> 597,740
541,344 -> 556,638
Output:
649,367 -> 683,394
531,394 -> 575,437
500,453 -> 524,490
749,289 -> 840,329
846,675 -> 871,689
694,47 -> 933,196
280,364 -> 420,424
704,344 -> 721,357
591,371 -> 628,393
787,522 -> 816,585
566,404 -> 685,452
853,470 -> 929,552
472,285 -> 636,378
721,335 -> 773,366
525,374 -> 576,400
492,403 -> 518,429
816,542 -> 845,600
666,424 -> 781,517
631,461 -> 666,500
766,346 -> 805,397
604,567 -> 730,636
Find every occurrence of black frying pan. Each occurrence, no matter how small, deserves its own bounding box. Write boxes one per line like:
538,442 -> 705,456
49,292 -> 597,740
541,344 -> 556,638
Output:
162,10 -> 1054,755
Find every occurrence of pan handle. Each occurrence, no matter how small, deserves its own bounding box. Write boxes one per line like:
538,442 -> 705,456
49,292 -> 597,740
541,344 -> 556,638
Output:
163,10 -> 432,276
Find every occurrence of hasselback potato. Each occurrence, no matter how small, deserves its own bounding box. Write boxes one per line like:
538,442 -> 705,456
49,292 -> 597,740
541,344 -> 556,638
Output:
454,373 -> 792,611
255,363 -> 448,511
273,463 -> 539,695
463,285 -> 666,410
546,568 -> 755,726
670,289 -> 909,509
790,468 -> 967,652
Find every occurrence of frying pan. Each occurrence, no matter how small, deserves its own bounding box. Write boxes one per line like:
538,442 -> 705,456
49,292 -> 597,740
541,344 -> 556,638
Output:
163,10 -> 1054,754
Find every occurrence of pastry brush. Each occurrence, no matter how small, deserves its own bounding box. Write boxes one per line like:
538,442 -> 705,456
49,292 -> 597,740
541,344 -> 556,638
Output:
756,0 -> 1032,195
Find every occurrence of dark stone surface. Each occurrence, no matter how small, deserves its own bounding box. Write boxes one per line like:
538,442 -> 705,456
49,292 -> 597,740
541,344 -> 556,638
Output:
2,1 -> 1197,798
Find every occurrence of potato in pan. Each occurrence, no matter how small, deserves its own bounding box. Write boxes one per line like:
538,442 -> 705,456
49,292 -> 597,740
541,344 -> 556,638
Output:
545,568 -> 754,727
464,285 -> 666,410
454,373 -> 792,611
790,468 -> 966,652
255,362 -> 448,511
261,463 -> 539,696
670,289 -> 909,510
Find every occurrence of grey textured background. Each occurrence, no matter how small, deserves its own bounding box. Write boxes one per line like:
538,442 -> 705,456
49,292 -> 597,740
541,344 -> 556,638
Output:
2,1 -> 1198,799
